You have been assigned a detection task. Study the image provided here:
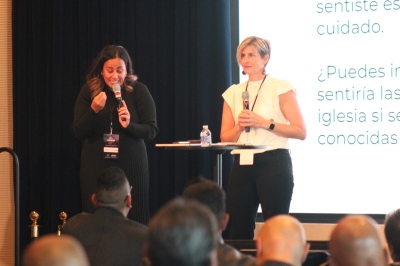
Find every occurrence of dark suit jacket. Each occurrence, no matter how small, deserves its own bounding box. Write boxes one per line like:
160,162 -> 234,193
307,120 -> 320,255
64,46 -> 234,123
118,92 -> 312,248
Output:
218,240 -> 256,266
62,207 -> 148,266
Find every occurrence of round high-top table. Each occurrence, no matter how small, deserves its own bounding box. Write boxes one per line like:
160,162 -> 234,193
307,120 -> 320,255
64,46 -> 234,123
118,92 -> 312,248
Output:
155,143 -> 268,187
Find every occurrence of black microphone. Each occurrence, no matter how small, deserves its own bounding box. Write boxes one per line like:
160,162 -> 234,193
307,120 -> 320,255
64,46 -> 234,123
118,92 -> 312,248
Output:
112,84 -> 126,121
242,91 -> 250,132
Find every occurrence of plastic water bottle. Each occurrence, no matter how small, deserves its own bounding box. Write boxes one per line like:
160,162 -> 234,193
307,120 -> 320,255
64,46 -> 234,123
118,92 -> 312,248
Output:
200,125 -> 212,147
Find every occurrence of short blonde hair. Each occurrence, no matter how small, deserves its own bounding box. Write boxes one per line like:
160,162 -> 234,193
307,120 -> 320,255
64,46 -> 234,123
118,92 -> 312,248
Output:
236,36 -> 271,65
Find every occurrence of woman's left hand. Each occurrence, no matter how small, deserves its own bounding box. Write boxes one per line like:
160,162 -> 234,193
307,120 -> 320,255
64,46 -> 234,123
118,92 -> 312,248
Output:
118,100 -> 130,128
239,110 -> 268,129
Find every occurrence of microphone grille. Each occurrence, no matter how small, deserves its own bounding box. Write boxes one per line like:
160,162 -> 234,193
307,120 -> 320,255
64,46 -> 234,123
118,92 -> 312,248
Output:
112,83 -> 121,93
242,91 -> 250,100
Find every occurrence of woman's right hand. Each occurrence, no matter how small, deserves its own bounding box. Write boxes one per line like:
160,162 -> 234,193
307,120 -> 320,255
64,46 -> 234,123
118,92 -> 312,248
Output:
91,92 -> 107,113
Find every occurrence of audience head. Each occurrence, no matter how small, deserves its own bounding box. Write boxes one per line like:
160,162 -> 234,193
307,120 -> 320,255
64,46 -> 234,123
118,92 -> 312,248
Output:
146,197 -> 219,266
385,209 -> 400,262
256,214 -> 309,266
329,214 -> 389,266
91,166 -> 132,216
22,234 -> 89,266
182,176 -> 228,233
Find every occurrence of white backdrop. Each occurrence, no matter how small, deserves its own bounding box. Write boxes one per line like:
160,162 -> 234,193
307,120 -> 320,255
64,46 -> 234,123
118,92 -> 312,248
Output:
239,0 -> 400,214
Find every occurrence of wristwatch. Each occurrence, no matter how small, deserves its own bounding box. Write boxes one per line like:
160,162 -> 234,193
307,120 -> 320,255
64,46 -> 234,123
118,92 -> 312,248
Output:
268,119 -> 275,131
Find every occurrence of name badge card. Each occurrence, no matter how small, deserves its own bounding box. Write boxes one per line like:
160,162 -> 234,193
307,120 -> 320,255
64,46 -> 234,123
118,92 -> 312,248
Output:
103,134 -> 120,159
239,150 -> 254,165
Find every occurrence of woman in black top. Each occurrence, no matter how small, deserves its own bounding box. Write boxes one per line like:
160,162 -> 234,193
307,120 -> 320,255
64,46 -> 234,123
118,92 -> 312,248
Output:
72,45 -> 158,224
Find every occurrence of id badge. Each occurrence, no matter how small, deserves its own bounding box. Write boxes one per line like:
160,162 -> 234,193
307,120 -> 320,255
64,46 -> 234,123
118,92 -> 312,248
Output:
239,150 -> 254,165
103,134 -> 119,159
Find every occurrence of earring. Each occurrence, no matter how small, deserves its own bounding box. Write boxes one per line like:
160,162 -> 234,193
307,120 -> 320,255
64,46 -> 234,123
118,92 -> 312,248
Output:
262,68 -> 266,75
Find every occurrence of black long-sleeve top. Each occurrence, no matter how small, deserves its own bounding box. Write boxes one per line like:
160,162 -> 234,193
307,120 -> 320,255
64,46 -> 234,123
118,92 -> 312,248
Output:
72,81 -> 158,224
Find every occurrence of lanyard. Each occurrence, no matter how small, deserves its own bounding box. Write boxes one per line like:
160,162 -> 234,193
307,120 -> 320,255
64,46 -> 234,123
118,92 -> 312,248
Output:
108,101 -> 118,134
245,75 -> 267,111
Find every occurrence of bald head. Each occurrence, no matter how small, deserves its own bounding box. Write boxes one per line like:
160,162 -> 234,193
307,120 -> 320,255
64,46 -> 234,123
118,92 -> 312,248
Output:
329,215 -> 388,266
256,215 -> 309,266
22,234 -> 89,266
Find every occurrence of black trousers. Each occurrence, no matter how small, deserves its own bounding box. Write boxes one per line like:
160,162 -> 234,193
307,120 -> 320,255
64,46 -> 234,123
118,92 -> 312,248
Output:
227,149 -> 294,239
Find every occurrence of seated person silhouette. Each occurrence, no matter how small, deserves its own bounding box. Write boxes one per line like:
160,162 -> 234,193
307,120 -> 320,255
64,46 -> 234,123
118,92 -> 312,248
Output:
63,166 -> 148,266
329,214 -> 389,266
255,214 -> 310,266
183,176 -> 256,266
143,197 -> 219,266
22,234 -> 89,266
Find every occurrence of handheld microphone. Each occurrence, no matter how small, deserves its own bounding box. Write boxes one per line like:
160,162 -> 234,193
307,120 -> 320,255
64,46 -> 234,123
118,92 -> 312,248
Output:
112,84 -> 126,121
112,84 -> 123,108
242,91 -> 250,132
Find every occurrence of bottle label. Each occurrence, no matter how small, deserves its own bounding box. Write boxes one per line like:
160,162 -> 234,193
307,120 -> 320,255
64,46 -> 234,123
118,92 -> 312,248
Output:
200,129 -> 212,147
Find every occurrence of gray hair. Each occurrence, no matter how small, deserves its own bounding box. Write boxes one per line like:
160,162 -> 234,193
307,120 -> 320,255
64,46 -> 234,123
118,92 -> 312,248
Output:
147,197 -> 219,266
